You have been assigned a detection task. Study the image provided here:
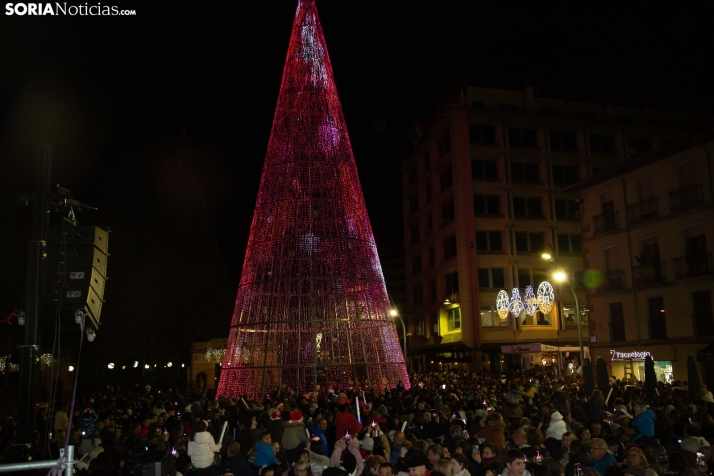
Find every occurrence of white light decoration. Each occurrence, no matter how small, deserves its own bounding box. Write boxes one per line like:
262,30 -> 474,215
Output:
496,281 -> 556,319
206,348 -> 226,363
496,290 -> 510,319
68,366 -> 75,372
0,356 -> 7,373
133,361 -> 139,368
40,354 -> 53,366
524,286 -> 538,316
167,362 -> 173,368
509,288 -> 524,318
144,364 -> 150,369
108,363 -> 115,369
537,281 -> 555,314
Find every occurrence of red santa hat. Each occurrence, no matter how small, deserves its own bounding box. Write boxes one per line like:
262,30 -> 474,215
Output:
290,411 -> 303,422
270,410 -> 282,420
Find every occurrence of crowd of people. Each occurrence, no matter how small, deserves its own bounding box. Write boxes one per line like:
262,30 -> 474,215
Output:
1,367 -> 713,476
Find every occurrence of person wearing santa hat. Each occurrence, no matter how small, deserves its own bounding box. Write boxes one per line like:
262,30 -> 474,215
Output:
284,411 -> 310,460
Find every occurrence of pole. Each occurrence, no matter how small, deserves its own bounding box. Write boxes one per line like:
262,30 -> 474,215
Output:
397,317 -> 407,366
17,145 -> 51,449
570,286 -> 584,366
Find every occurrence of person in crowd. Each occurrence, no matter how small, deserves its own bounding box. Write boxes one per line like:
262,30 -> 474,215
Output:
451,453 -> 471,476
254,431 -> 279,469
502,449 -> 531,476
588,438 -> 616,476
220,441 -> 253,476
187,420 -> 222,470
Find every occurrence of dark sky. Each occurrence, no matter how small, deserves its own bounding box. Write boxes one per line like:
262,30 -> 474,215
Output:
1,1 -> 713,363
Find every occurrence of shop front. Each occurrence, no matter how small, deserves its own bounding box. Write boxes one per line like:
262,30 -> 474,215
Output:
497,343 -> 589,375
591,345 -> 675,383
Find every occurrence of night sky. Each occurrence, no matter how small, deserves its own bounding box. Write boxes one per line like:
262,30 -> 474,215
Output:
1,1 -> 714,365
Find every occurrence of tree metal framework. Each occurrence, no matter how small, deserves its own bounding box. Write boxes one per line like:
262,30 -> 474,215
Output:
216,0 -> 409,399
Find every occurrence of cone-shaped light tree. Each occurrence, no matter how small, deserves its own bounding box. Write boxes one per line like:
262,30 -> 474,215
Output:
216,0 -> 410,399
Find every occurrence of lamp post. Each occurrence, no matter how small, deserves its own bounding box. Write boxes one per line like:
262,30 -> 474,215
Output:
390,309 -> 407,366
542,253 -> 585,367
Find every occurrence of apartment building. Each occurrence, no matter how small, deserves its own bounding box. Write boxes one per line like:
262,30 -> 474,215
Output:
563,131 -> 714,382
401,85 -> 713,373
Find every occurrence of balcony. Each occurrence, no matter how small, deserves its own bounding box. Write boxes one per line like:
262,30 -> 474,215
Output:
626,197 -> 658,224
673,252 -> 714,280
593,211 -> 619,234
632,262 -> 666,287
598,269 -> 626,292
669,183 -> 703,212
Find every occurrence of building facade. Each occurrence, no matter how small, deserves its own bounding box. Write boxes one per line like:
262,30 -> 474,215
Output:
564,131 -> 714,382
401,85 -> 713,373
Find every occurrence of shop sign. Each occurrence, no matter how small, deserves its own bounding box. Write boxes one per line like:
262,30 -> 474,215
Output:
501,344 -> 543,353
609,349 -> 652,361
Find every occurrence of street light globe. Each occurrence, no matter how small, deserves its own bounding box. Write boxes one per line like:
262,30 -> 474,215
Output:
389,309 -> 398,317
108,363 -> 115,369
167,362 -> 173,367
144,364 -> 150,369
553,271 -> 567,282
541,252 -> 552,260
68,365 -> 75,372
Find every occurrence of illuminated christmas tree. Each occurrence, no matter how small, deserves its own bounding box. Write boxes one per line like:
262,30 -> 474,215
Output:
216,0 -> 409,399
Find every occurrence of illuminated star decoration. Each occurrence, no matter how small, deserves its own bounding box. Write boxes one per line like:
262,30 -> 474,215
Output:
496,290 -> 510,319
537,281 -> 555,314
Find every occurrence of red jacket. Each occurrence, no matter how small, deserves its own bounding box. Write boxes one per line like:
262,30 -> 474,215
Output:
334,411 -> 362,440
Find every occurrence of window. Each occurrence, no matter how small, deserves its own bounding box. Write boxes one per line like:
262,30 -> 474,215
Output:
474,195 -> 501,215
445,271 -> 459,295
518,268 -> 531,288
511,162 -> 540,183
469,124 -> 496,145
550,131 -> 577,151
443,235 -> 457,260
413,286 -> 423,305
428,247 -> 435,268
416,316 -> 425,336
590,134 -> 616,155
410,223 -> 419,244
555,199 -> 580,220
440,166 -> 453,191
512,197 -> 542,217
558,234 -> 582,253
412,254 -> 421,274
446,307 -> 461,331
408,164 -> 417,184
627,137 -> 652,156
478,268 -> 505,289
515,232 -> 545,253
471,159 -> 499,180
409,196 -> 419,215
430,279 -> 436,302
424,184 -> 432,203
692,291 -> 714,336
509,128 -> 538,148
475,231 -> 503,252
609,302 -> 626,341
552,165 -> 580,185
441,200 -> 455,224
648,297 -> 667,339
481,306 -> 509,327
563,303 -> 578,329
439,134 -> 451,156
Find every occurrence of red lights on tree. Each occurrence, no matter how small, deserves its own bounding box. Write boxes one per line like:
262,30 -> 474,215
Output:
216,0 -> 409,399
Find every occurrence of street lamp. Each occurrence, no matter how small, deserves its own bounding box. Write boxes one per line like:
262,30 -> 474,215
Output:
543,255 -> 585,366
390,309 -> 407,365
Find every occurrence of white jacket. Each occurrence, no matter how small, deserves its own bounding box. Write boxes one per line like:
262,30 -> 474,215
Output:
187,431 -> 222,468
545,419 -> 567,440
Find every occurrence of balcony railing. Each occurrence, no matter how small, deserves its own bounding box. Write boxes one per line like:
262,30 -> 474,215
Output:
593,211 -> 619,234
598,269 -> 626,292
632,261 -> 666,286
673,252 -> 714,280
669,183 -> 703,212
627,197 -> 658,224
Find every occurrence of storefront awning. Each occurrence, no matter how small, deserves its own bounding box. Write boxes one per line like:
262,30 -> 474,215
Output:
500,343 -> 581,354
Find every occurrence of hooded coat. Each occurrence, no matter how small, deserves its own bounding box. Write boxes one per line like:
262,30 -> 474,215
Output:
187,431 -> 222,469
545,412 -> 567,440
